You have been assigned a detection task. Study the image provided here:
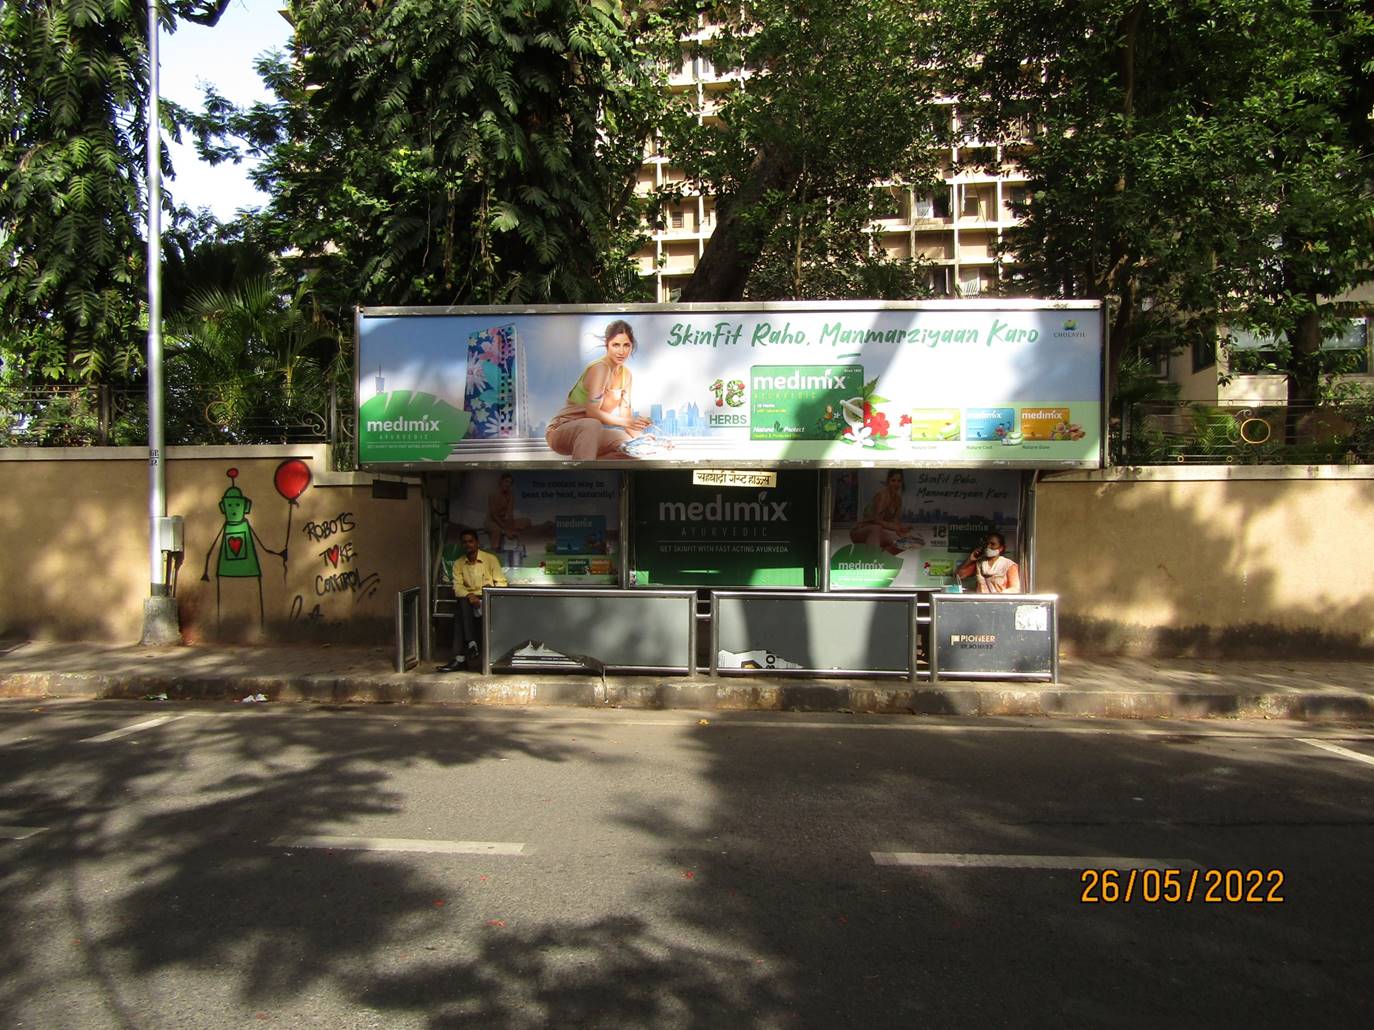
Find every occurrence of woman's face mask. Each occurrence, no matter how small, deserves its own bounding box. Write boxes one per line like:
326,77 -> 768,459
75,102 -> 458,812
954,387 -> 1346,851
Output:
984,546 -> 1002,558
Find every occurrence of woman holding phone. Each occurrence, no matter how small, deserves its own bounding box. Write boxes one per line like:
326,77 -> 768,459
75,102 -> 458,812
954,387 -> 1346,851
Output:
956,531 -> 1021,592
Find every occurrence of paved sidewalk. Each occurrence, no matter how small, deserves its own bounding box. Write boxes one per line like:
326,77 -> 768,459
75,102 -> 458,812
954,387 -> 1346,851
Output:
0,639 -> 1370,721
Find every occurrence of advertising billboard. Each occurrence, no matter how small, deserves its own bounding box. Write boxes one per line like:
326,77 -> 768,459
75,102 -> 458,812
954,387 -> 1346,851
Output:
828,468 -> 1021,590
356,301 -> 1103,469
445,470 -> 622,586
631,470 -> 819,587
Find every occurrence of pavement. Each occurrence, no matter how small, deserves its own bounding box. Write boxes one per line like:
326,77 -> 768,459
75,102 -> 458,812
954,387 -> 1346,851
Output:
0,638 -> 1371,720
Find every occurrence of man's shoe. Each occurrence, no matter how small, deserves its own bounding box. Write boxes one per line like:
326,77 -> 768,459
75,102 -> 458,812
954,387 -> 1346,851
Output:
438,656 -> 466,673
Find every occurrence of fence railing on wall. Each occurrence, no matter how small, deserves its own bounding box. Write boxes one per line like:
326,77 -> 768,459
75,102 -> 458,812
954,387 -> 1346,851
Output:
0,382 -> 353,459
1115,400 -> 1374,466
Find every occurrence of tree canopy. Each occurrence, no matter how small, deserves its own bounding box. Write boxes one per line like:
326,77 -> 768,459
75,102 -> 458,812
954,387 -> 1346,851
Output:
0,0 -> 231,386
941,0 -> 1374,397
664,0 -> 945,301
195,0 -> 674,321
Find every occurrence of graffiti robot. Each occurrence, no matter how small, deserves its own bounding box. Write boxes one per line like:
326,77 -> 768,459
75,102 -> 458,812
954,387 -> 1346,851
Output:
201,468 -> 285,625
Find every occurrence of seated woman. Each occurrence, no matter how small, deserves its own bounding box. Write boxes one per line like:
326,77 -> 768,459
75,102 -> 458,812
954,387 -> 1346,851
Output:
956,531 -> 1021,592
545,319 -> 653,459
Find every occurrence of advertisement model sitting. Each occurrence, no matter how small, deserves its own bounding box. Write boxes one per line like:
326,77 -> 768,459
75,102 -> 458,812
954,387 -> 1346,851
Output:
545,320 -> 654,459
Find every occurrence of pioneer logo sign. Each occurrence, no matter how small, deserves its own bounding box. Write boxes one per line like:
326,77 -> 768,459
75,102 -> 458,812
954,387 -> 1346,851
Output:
950,633 -> 997,648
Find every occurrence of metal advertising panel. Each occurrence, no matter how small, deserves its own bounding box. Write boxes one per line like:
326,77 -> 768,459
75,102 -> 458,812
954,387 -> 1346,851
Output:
355,301 -> 1104,469
631,470 -> 819,587
929,593 -> 1059,682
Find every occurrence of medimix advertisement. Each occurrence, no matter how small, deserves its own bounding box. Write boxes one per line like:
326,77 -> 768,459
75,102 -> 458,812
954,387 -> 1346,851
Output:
829,468 -> 1021,590
447,470 -> 621,586
356,302 -> 1103,468
632,470 -> 819,587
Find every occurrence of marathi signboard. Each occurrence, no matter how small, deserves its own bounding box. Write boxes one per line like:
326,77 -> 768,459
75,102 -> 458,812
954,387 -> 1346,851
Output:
356,302 -> 1104,468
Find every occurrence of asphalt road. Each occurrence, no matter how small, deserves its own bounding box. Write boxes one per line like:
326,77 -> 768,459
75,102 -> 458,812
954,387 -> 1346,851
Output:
1,701 -> 1371,1028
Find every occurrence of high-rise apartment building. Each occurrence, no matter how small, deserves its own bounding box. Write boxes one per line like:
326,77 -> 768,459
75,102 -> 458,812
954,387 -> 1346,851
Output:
632,40 -> 1030,301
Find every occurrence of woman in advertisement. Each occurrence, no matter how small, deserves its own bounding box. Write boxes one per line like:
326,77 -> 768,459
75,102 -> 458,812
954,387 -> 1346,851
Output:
485,471 -> 531,552
849,469 -> 915,554
957,531 -> 1021,592
545,320 -> 654,459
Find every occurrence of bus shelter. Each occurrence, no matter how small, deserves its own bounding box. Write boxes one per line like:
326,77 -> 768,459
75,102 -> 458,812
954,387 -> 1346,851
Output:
356,300 -> 1104,681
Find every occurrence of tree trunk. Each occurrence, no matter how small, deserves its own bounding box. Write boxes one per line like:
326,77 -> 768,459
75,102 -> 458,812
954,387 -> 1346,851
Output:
1284,298 -> 1322,445
678,148 -> 799,302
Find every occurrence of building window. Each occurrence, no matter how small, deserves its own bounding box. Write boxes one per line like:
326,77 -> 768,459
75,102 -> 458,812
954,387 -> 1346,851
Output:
912,194 -> 934,220
958,267 -> 982,296
961,188 -> 981,218
1192,338 -> 1216,374
872,188 -> 904,220
1323,318 -> 1370,374
1229,321 -> 1370,375
1227,330 -> 1282,375
670,207 -> 685,229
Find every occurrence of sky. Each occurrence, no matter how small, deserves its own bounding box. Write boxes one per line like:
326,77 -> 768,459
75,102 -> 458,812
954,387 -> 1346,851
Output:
160,0 -> 292,220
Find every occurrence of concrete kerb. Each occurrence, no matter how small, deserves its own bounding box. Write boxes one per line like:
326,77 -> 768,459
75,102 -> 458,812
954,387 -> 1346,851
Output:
2,666 -> 1372,721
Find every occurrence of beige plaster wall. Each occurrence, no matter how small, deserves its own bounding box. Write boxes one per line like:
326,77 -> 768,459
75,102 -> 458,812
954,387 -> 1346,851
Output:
1036,467 -> 1374,656
0,446 -> 421,644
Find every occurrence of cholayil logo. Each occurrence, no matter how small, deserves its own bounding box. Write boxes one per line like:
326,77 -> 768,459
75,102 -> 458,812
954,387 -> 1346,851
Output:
1055,318 -> 1087,339
1063,319 -> 1077,331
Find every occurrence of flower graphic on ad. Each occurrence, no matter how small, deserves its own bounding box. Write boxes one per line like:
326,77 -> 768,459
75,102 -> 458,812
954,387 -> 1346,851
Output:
840,383 -> 893,447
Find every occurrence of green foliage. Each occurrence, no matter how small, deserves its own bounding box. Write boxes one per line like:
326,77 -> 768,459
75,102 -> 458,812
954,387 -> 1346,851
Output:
0,0 -> 230,387
663,0 -> 945,300
941,0 -> 1374,396
199,0 -> 674,321
164,275 -> 343,443
743,192 -> 933,301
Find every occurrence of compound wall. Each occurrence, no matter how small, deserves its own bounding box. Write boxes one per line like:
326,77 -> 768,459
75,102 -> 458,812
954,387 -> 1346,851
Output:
0,445 -> 421,644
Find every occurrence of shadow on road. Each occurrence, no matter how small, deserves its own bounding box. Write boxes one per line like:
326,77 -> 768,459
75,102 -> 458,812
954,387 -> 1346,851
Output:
1,708 -> 1371,1026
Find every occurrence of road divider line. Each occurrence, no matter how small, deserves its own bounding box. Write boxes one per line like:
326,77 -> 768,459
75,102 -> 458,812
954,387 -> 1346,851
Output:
0,825 -> 46,840
81,715 -> 182,742
272,835 -> 529,856
1297,737 -> 1374,769
872,852 -> 1199,870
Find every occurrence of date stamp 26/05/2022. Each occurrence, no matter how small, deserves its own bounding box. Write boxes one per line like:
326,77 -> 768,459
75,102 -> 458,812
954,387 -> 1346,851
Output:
1080,868 -> 1285,904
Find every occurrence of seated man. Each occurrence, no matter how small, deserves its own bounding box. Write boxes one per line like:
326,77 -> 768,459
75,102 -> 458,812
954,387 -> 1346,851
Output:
439,528 -> 508,671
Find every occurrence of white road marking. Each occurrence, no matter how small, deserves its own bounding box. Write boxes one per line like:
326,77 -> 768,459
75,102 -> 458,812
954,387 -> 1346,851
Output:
1297,737 -> 1374,769
272,835 -> 529,856
0,826 -> 46,840
81,715 -> 182,742
872,852 -> 1199,870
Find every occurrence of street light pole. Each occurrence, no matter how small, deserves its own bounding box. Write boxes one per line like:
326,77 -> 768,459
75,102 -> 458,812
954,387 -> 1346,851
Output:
140,0 -> 180,645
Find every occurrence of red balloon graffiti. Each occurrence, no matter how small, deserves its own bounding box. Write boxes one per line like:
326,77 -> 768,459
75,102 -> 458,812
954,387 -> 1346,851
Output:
273,459 -> 312,504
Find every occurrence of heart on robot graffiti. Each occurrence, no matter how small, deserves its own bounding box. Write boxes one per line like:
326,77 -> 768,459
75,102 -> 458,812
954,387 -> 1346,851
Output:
228,537 -> 243,556
326,546 -> 341,568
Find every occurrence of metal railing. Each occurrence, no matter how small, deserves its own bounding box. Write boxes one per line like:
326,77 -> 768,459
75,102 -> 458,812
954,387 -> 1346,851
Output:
0,382 -> 354,459
1115,400 -> 1374,466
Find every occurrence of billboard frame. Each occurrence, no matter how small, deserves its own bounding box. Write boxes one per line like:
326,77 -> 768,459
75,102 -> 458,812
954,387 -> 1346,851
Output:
354,299 -> 1106,472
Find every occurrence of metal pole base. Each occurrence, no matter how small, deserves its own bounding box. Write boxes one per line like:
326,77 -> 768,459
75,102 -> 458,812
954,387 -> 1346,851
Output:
139,596 -> 182,646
